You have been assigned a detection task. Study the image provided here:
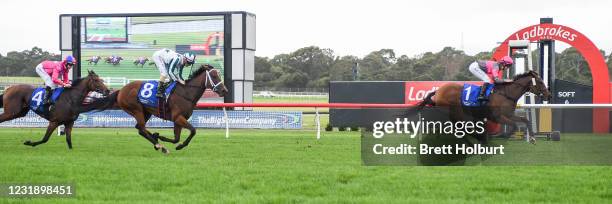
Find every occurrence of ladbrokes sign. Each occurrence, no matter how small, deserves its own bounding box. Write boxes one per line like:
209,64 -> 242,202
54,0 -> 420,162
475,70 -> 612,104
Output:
512,24 -> 578,42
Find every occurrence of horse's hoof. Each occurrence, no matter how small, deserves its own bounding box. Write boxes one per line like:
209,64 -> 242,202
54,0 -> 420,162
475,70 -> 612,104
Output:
176,144 -> 185,150
529,137 -> 537,145
23,141 -> 33,146
160,147 -> 170,154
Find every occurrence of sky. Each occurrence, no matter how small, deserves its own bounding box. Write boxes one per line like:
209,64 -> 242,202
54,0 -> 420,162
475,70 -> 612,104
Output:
1,0 -> 611,58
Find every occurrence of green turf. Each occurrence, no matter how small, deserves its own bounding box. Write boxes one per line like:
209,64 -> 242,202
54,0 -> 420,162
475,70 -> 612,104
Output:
0,128 -> 611,203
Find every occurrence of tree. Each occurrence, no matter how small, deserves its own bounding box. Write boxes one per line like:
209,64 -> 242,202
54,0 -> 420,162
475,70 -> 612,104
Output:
254,56 -> 281,88
0,47 -> 60,77
329,55 -> 359,81
555,47 -> 591,84
359,49 -> 396,81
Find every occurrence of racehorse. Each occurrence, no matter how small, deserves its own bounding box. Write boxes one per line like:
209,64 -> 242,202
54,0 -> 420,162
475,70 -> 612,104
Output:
133,57 -> 149,68
91,64 -> 228,154
87,56 -> 101,65
0,71 -> 110,149
105,56 -> 123,66
416,71 -> 552,144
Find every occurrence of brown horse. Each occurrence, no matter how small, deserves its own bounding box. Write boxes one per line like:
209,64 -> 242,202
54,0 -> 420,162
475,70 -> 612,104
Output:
133,57 -> 149,68
417,71 -> 552,143
0,71 -> 110,149
92,64 -> 228,154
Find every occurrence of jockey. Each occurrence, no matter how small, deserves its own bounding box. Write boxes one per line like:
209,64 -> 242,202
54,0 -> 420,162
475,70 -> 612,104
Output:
468,56 -> 514,101
151,48 -> 196,97
35,55 -> 75,105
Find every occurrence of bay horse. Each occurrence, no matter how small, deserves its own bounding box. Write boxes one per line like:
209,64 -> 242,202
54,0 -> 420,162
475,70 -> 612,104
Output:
0,71 -> 110,149
92,64 -> 228,154
417,71 -> 552,144
133,57 -> 149,68
105,56 -> 123,66
87,56 -> 101,65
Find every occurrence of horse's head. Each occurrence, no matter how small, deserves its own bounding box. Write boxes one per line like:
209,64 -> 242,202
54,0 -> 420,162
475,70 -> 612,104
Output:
189,64 -> 228,97
203,64 -> 228,97
523,71 -> 552,101
83,70 -> 110,96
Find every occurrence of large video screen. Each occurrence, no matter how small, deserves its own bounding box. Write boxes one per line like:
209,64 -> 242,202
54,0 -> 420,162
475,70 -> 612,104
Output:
85,17 -> 128,43
80,15 -> 225,102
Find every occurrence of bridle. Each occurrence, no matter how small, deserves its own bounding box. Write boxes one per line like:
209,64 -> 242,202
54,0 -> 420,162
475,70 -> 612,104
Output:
496,74 -> 545,101
205,69 -> 223,92
184,67 -> 223,92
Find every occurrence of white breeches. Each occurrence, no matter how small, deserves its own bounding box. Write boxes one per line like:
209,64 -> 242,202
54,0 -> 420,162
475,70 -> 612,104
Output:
35,63 -> 58,88
468,62 -> 490,83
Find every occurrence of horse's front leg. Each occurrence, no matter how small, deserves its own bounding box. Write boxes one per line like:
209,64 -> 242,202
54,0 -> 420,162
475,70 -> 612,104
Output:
499,115 -> 535,144
64,121 -> 74,149
174,116 -> 196,150
508,115 -> 536,144
24,121 -> 60,147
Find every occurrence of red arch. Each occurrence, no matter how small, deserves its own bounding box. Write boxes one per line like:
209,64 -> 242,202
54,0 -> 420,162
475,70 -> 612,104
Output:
493,23 -> 610,133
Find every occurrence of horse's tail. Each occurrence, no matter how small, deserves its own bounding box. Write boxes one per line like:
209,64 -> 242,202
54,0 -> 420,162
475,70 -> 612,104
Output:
80,91 -> 119,113
396,91 -> 437,119
0,94 -> 4,108
416,91 -> 436,110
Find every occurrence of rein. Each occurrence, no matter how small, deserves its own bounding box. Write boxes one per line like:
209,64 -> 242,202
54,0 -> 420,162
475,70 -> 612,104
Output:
178,69 -> 223,102
184,69 -> 223,91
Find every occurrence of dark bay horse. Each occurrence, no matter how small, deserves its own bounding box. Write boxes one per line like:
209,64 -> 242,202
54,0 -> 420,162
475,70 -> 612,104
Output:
417,71 -> 552,143
87,56 -> 101,65
105,56 -> 123,66
133,57 -> 149,68
0,71 -> 110,149
93,65 -> 228,154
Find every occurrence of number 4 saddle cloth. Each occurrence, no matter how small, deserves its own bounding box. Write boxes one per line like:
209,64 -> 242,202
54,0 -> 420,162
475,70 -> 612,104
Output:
29,87 -> 64,115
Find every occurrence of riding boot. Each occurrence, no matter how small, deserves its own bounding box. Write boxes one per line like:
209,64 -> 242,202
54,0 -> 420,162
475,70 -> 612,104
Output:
156,81 -> 166,98
44,86 -> 53,105
477,82 -> 489,101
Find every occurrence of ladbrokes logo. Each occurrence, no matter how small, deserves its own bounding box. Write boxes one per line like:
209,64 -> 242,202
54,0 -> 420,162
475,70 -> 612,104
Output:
513,24 -> 577,42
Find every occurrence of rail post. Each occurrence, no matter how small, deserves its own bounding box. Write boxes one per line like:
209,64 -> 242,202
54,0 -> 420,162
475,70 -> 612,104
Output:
223,107 -> 229,138
315,107 -> 321,140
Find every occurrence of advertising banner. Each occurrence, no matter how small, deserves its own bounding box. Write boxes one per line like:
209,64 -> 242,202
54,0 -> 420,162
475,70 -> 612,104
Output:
0,110 -> 301,129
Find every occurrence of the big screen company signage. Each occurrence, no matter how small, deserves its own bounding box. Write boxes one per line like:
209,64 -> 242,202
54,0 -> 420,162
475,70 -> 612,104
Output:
0,110 -> 301,129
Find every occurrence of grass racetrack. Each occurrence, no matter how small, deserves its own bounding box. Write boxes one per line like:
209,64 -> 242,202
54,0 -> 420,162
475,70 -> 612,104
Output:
1,128 -> 611,203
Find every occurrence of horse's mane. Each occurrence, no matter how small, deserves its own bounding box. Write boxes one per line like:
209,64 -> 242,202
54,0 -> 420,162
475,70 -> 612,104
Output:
186,65 -> 210,82
512,71 -> 536,81
71,77 -> 87,86
71,73 -> 97,86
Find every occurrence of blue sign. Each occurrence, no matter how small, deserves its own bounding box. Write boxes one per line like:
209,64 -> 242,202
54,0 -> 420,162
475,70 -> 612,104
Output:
0,110 -> 302,129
